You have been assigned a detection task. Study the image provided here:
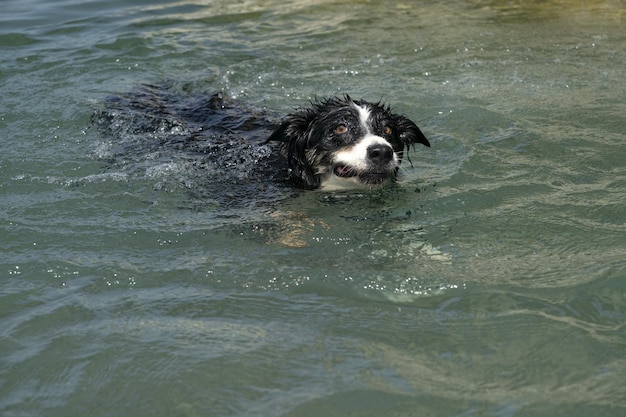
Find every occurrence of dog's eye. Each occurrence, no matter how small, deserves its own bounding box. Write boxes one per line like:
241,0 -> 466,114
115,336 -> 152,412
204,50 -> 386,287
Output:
383,126 -> 393,135
335,125 -> 348,134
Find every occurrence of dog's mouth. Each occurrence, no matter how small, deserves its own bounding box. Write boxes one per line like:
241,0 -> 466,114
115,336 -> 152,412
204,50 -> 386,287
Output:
333,164 -> 392,186
333,164 -> 358,178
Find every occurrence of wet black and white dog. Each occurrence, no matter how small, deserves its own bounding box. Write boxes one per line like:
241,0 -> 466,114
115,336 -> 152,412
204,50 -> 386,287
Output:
95,85 -> 430,202
268,96 -> 430,190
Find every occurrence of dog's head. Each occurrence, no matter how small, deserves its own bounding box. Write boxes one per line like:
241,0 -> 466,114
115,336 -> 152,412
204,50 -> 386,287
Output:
267,96 -> 430,190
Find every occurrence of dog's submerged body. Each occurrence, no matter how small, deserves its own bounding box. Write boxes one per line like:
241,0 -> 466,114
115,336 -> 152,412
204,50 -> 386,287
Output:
94,84 -> 429,205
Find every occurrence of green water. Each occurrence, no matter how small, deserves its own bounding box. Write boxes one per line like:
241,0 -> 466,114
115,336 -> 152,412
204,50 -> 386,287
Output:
1,1 -> 625,416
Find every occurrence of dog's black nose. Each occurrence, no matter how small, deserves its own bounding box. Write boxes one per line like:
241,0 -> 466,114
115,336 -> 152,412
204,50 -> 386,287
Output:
367,144 -> 393,164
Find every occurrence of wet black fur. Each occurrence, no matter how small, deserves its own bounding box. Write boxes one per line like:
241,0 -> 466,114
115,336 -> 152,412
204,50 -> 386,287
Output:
267,96 -> 430,189
94,85 -> 429,201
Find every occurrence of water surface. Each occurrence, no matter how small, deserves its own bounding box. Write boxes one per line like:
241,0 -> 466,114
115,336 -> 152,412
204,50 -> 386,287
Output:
1,1 -> 625,416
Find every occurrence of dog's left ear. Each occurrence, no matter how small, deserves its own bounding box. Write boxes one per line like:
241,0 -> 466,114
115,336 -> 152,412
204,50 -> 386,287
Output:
394,115 -> 430,148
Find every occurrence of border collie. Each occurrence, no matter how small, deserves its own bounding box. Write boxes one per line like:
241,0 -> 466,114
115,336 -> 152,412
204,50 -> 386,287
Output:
268,96 -> 430,190
95,85 -> 430,200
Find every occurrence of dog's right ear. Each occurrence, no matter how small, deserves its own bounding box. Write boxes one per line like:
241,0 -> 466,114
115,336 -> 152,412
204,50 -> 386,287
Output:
266,108 -> 309,143
267,115 -> 320,189
266,120 -> 291,144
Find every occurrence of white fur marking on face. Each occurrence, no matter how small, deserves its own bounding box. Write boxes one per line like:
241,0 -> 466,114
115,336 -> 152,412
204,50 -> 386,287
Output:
334,135 -> 398,171
318,172 -> 363,191
353,103 -> 372,133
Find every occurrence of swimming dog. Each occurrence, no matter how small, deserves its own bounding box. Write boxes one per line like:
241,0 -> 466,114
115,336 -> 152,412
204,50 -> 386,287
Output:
94,85 -> 430,199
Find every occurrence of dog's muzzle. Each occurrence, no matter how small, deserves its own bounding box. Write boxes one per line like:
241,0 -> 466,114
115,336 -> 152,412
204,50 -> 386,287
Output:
367,143 -> 394,165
